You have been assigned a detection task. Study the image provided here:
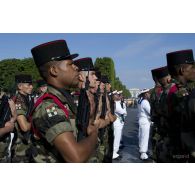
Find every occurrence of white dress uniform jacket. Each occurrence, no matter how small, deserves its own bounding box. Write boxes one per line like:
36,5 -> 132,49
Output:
138,99 -> 151,153
113,101 -> 127,158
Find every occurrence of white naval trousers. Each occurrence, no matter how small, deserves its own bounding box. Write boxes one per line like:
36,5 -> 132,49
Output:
138,117 -> 150,153
113,118 -> 124,154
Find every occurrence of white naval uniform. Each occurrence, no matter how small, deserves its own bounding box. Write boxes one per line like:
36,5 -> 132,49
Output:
113,101 -> 127,158
138,99 -> 151,153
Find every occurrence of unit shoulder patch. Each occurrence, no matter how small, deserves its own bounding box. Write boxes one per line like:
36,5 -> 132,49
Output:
16,103 -> 22,110
45,104 -> 58,118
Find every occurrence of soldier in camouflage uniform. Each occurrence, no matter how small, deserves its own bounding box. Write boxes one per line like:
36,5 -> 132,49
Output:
34,79 -> 47,103
152,66 -> 177,162
30,40 -> 100,163
96,75 -> 116,162
150,69 -> 163,121
74,57 -> 111,162
166,49 -> 195,162
37,80 -> 47,95
12,74 -> 34,162
0,98 -> 17,162
150,68 -> 163,161
102,76 -> 116,162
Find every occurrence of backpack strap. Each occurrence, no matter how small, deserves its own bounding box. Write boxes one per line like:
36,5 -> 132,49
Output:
29,93 -> 69,138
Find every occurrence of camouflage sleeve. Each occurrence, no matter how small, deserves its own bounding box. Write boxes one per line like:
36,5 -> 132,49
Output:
33,101 -> 74,144
15,97 -> 27,116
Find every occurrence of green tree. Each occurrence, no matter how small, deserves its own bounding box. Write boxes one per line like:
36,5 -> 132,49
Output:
94,57 -> 115,88
94,57 -> 131,98
0,58 -> 41,92
0,57 -> 131,98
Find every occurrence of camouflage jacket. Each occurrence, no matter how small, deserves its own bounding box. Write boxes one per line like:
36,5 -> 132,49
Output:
157,83 -> 177,136
31,85 -> 78,163
12,92 -> 33,162
168,81 -> 190,136
185,81 -> 195,132
150,85 -> 163,123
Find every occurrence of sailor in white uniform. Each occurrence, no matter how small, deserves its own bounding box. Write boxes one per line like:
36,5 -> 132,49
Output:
137,89 -> 151,160
112,91 -> 127,159
117,90 -> 127,148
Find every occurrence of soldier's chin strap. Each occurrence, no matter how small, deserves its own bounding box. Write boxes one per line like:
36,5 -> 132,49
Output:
85,64 -> 90,90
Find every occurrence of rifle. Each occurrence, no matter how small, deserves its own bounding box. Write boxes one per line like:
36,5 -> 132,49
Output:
76,75 -> 90,134
0,94 -> 14,162
0,95 -> 11,128
94,83 -> 100,120
26,94 -> 34,119
104,91 -> 115,162
109,90 -> 115,115
100,88 -> 107,119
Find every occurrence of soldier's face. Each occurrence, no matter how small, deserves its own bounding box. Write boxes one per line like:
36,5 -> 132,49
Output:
88,71 -> 97,88
78,71 -> 97,89
183,64 -> 195,81
100,82 -> 105,92
18,83 -> 33,95
158,75 -> 171,87
57,59 -> 79,88
39,86 -> 47,93
106,83 -> 111,92
94,80 -> 100,91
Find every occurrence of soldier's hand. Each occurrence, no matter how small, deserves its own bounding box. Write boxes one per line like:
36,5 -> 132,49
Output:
87,123 -> 98,136
93,119 -> 101,128
4,121 -> 15,132
94,118 -> 109,128
8,99 -> 17,122
108,113 -> 117,122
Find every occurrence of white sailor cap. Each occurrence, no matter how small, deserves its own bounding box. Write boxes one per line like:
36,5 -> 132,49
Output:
117,90 -> 123,95
139,88 -> 150,95
112,90 -> 118,95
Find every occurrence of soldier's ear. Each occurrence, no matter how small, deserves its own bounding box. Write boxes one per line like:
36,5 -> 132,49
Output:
179,67 -> 184,76
79,73 -> 85,82
17,83 -> 23,90
49,64 -> 58,77
167,75 -> 171,83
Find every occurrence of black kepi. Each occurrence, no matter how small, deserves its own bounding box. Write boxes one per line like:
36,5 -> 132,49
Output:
31,40 -> 79,67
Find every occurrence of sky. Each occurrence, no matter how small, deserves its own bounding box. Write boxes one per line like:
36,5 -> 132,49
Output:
0,33 -> 195,89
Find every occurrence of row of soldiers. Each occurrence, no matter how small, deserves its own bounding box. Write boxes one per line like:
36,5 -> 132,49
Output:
0,39 -> 120,163
150,49 -> 195,162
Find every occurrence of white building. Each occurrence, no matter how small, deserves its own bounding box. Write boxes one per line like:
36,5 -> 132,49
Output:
129,88 -> 140,98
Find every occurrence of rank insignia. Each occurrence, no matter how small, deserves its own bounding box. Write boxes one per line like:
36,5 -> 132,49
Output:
16,103 -> 22,110
46,104 -> 58,118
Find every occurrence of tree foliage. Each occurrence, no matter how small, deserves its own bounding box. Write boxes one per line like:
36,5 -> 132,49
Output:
0,57 -> 131,98
0,58 -> 41,92
94,57 -> 116,88
94,57 -> 131,98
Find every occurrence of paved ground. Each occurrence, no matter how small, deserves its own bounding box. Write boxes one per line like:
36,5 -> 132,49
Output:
113,107 -> 153,163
